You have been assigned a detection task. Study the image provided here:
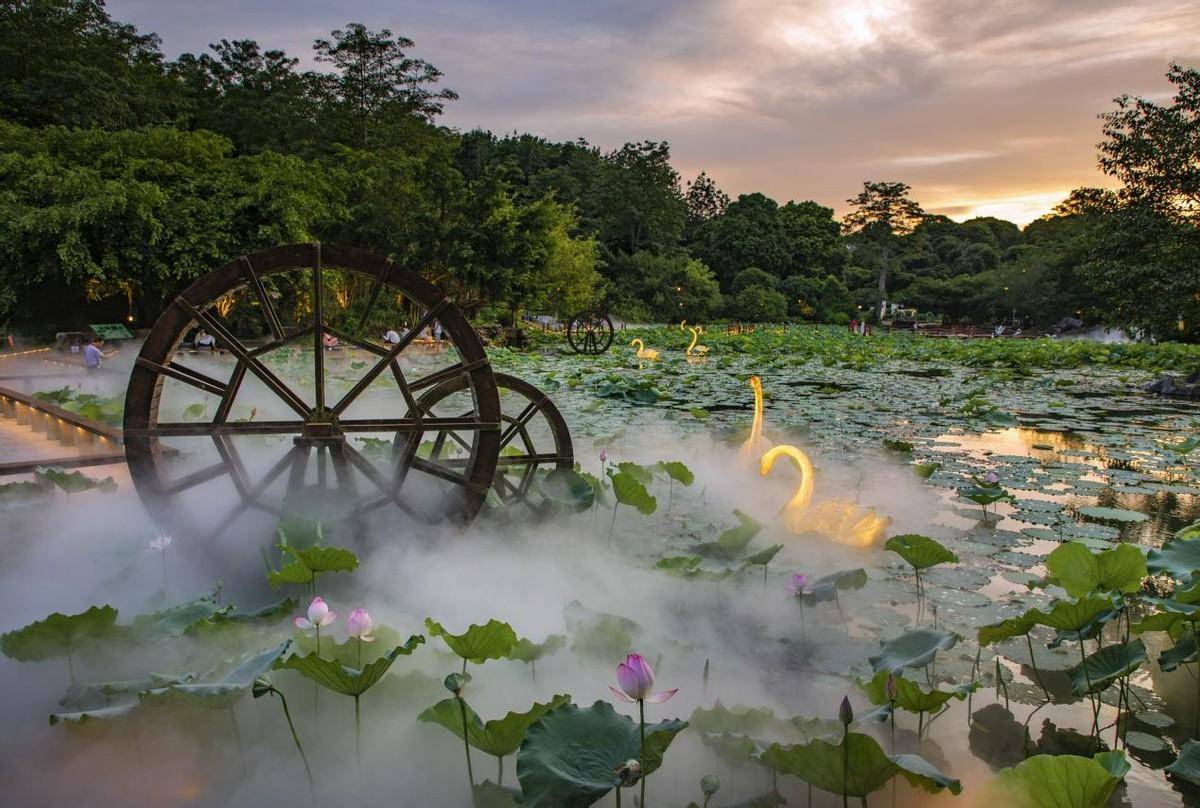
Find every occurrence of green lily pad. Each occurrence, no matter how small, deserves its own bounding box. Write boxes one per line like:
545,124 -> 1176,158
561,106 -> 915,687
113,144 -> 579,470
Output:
538,469 -> 595,512
978,614 -> 1037,646
885,534 -> 958,571
858,669 -> 976,715
714,509 -> 763,555
611,471 -> 657,515
986,752 -> 1128,807
802,568 -> 868,606
144,641 -> 293,708
1123,731 -> 1167,753
515,700 -> 687,807
1042,542 -> 1147,597
1076,507 -> 1148,524
1,605 -> 118,662
509,635 -> 566,664
419,693 -> 572,757
426,618 -> 518,664
1148,534 -> 1200,581
868,629 -> 959,673
1068,639 -> 1146,695
760,733 -> 961,798
281,636 -> 423,696
1166,740 -> 1200,785
656,460 -> 694,486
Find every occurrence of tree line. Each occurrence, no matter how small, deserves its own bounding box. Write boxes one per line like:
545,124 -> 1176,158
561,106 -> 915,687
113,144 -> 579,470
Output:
0,0 -> 1195,341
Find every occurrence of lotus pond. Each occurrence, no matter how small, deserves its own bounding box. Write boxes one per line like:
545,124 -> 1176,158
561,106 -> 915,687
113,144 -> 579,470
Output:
2,325 -> 1200,807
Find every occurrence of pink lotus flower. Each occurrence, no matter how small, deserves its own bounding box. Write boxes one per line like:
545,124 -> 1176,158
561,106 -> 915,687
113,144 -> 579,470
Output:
294,596 -> 336,631
346,608 -> 375,642
983,471 -> 1000,484
787,573 -> 809,597
610,653 -> 677,704
600,449 -> 608,463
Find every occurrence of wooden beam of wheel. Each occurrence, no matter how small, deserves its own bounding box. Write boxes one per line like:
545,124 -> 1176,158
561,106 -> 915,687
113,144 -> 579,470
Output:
498,396 -> 547,450
240,256 -> 285,341
125,420 -> 308,437
175,297 -> 311,418
339,416 -> 499,432
339,441 -> 428,521
407,358 -> 489,394
135,358 -> 227,397
331,299 -> 448,416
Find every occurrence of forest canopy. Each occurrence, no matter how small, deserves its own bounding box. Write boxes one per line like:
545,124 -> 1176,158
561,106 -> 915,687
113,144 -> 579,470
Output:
0,0 -> 1196,340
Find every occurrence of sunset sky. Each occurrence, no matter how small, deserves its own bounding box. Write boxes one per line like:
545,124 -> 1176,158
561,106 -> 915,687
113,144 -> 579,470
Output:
109,0 -> 1200,225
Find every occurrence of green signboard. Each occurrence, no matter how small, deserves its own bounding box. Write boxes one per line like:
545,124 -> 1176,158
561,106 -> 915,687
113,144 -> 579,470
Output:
89,323 -> 133,340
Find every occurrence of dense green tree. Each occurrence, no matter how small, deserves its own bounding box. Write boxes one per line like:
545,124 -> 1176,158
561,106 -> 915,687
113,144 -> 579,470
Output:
690,192 -> 790,285
0,121 -> 343,326
170,39 -> 323,155
588,141 -> 685,254
780,274 -> 856,323
0,0 -> 179,129
606,251 -> 722,322
313,23 -> 456,148
727,284 -> 787,322
778,200 -> 847,277
729,267 -> 778,294
842,181 -> 925,316
683,171 -> 729,241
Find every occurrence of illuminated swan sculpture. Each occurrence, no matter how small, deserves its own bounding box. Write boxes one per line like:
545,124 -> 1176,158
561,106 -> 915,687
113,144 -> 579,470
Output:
740,375 -> 768,458
630,338 -> 660,361
759,444 -> 891,547
686,326 -> 709,356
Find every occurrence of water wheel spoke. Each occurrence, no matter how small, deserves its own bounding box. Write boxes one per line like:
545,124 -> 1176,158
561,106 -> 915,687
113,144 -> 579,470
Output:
135,358 -> 228,397
339,441 -> 430,521
338,416 -> 498,433
159,461 -> 229,496
312,253 -> 325,413
408,358 -> 490,394
331,301 -> 446,415
211,433 -> 252,500
354,257 -> 394,334
516,460 -> 541,497
249,325 -> 314,357
240,256 -> 285,341
176,296 -> 311,418
498,397 -> 547,450
213,361 -> 247,423
438,452 -> 565,469
125,420 -> 307,437
408,455 -> 489,495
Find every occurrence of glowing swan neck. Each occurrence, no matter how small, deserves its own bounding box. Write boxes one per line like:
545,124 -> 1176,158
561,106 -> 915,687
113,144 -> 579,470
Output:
631,338 -> 643,350
687,328 -> 698,354
760,444 -> 815,511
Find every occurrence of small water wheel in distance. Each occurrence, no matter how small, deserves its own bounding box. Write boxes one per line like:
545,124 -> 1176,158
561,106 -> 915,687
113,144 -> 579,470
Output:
407,372 -> 573,515
123,243 -> 502,540
566,311 -> 615,355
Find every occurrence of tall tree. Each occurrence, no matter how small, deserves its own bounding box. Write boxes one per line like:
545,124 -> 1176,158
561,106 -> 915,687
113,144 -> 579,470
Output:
0,0 -> 179,128
313,23 -> 456,148
1099,62 -> 1200,221
683,171 -> 729,241
588,140 -> 685,255
842,180 -> 925,316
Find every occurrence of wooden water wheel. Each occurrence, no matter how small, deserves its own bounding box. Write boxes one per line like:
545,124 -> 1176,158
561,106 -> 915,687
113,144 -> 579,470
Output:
409,372 -> 573,514
566,311 -> 614,355
123,243 -> 504,539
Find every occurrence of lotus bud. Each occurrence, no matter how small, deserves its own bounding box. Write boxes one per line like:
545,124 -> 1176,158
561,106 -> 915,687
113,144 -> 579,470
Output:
701,774 -> 720,795
838,695 -> 854,726
610,652 -> 678,704
444,672 -> 467,697
614,759 -> 642,787
787,573 -> 809,597
983,471 -> 1000,484
346,608 -> 375,641
885,674 -> 898,702
600,448 -> 608,462
293,596 -> 336,630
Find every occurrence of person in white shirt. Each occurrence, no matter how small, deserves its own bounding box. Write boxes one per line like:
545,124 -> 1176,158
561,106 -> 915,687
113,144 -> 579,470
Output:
383,329 -> 402,345
195,328 -> 216,349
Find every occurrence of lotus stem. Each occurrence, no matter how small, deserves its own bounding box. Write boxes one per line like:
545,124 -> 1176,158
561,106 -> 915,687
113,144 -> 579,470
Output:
160,548 -> 167,590
355,695 -> 361,775
668,478 -> 674,513
1077,637 -> 1100,745
703,658 -> 710,701
273,686 -> 315,807
842,723 -> 849,808
458,695 -> 474,786
917,710 -> 924,740
834,590 -> 849,634
1194,622 -> 1200,739
615,787 -> 621,807
497,755 -> 503,787
1025,633 -> 1050,702
609,503 -> 620,544
639,698 -> 647,807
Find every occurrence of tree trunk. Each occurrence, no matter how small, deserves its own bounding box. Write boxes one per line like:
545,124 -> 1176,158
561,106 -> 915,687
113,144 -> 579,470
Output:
876,244 -> 889,319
